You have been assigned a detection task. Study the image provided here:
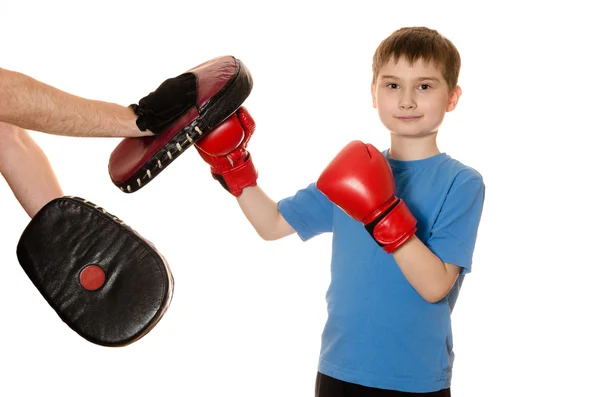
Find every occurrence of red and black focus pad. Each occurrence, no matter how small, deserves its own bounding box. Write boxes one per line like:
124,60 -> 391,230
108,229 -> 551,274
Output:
16,196 -> 174,347
109,55 -> 253,193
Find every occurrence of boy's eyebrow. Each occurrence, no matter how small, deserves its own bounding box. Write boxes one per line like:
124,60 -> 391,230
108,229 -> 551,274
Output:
380,75 -> 441,82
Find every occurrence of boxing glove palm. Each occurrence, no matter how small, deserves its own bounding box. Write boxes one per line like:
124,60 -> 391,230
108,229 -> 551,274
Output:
195,107 -> 257,196
316,140 -> 417,253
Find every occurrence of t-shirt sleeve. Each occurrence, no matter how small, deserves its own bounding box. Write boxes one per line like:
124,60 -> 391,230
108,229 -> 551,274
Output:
426,175 -> 486,274
277,182 -> 334,241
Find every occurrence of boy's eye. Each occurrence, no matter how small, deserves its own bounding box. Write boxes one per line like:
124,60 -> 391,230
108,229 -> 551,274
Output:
418,84 -> 431,90
387,83 -> 399,89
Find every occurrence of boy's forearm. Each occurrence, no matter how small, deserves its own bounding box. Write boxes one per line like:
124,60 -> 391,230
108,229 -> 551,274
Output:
0,67 -> 149,138
236,185 -> 295,241
391,235 -> 460,303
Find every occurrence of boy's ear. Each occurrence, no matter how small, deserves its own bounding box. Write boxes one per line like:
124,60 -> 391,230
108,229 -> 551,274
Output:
371,83 -> 377,109
446,85 -> 462,112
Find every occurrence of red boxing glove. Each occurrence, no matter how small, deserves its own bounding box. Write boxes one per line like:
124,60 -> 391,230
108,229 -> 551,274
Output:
316,140 -> 417,253
194,107 -> 257,196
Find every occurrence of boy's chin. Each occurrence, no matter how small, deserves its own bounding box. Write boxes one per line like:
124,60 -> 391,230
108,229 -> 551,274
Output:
389,129 -> 434,138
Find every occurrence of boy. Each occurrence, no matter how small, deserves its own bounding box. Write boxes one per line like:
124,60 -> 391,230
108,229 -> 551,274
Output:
197,26 -> 485,396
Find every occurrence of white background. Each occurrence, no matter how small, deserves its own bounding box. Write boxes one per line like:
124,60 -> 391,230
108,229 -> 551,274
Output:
1,1 -> 598,396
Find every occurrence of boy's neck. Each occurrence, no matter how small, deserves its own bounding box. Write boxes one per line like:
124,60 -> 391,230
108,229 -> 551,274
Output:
388,133 -> 441,161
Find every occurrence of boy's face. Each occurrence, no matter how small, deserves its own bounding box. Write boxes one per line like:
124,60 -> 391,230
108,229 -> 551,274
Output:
371,56 -> 461,139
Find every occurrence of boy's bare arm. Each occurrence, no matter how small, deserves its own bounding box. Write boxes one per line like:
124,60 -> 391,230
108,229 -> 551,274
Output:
0,67 -> 148,138
0,122 -> 63,217
391,236 -> 461,303
236,185 -> 295,241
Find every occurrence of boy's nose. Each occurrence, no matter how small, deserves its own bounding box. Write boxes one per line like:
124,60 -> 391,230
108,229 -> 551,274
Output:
399,100 -> 416,110
398,93 -> 416,109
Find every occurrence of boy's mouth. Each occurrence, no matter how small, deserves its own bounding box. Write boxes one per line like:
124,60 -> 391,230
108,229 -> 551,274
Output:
395,116 -> 423,121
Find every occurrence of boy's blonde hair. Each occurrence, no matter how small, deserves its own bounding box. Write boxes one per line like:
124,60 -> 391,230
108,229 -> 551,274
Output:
372,27 -> 461,90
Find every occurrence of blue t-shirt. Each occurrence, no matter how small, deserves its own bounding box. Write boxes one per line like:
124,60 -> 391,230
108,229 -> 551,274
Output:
277,150 -> 485,393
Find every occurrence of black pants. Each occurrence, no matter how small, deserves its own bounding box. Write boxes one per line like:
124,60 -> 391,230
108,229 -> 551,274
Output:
315,372 -> 451,397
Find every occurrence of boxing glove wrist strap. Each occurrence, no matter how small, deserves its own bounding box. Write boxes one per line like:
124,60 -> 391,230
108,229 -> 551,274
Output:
212,153 -> 258,197
364,198 -> 417,254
